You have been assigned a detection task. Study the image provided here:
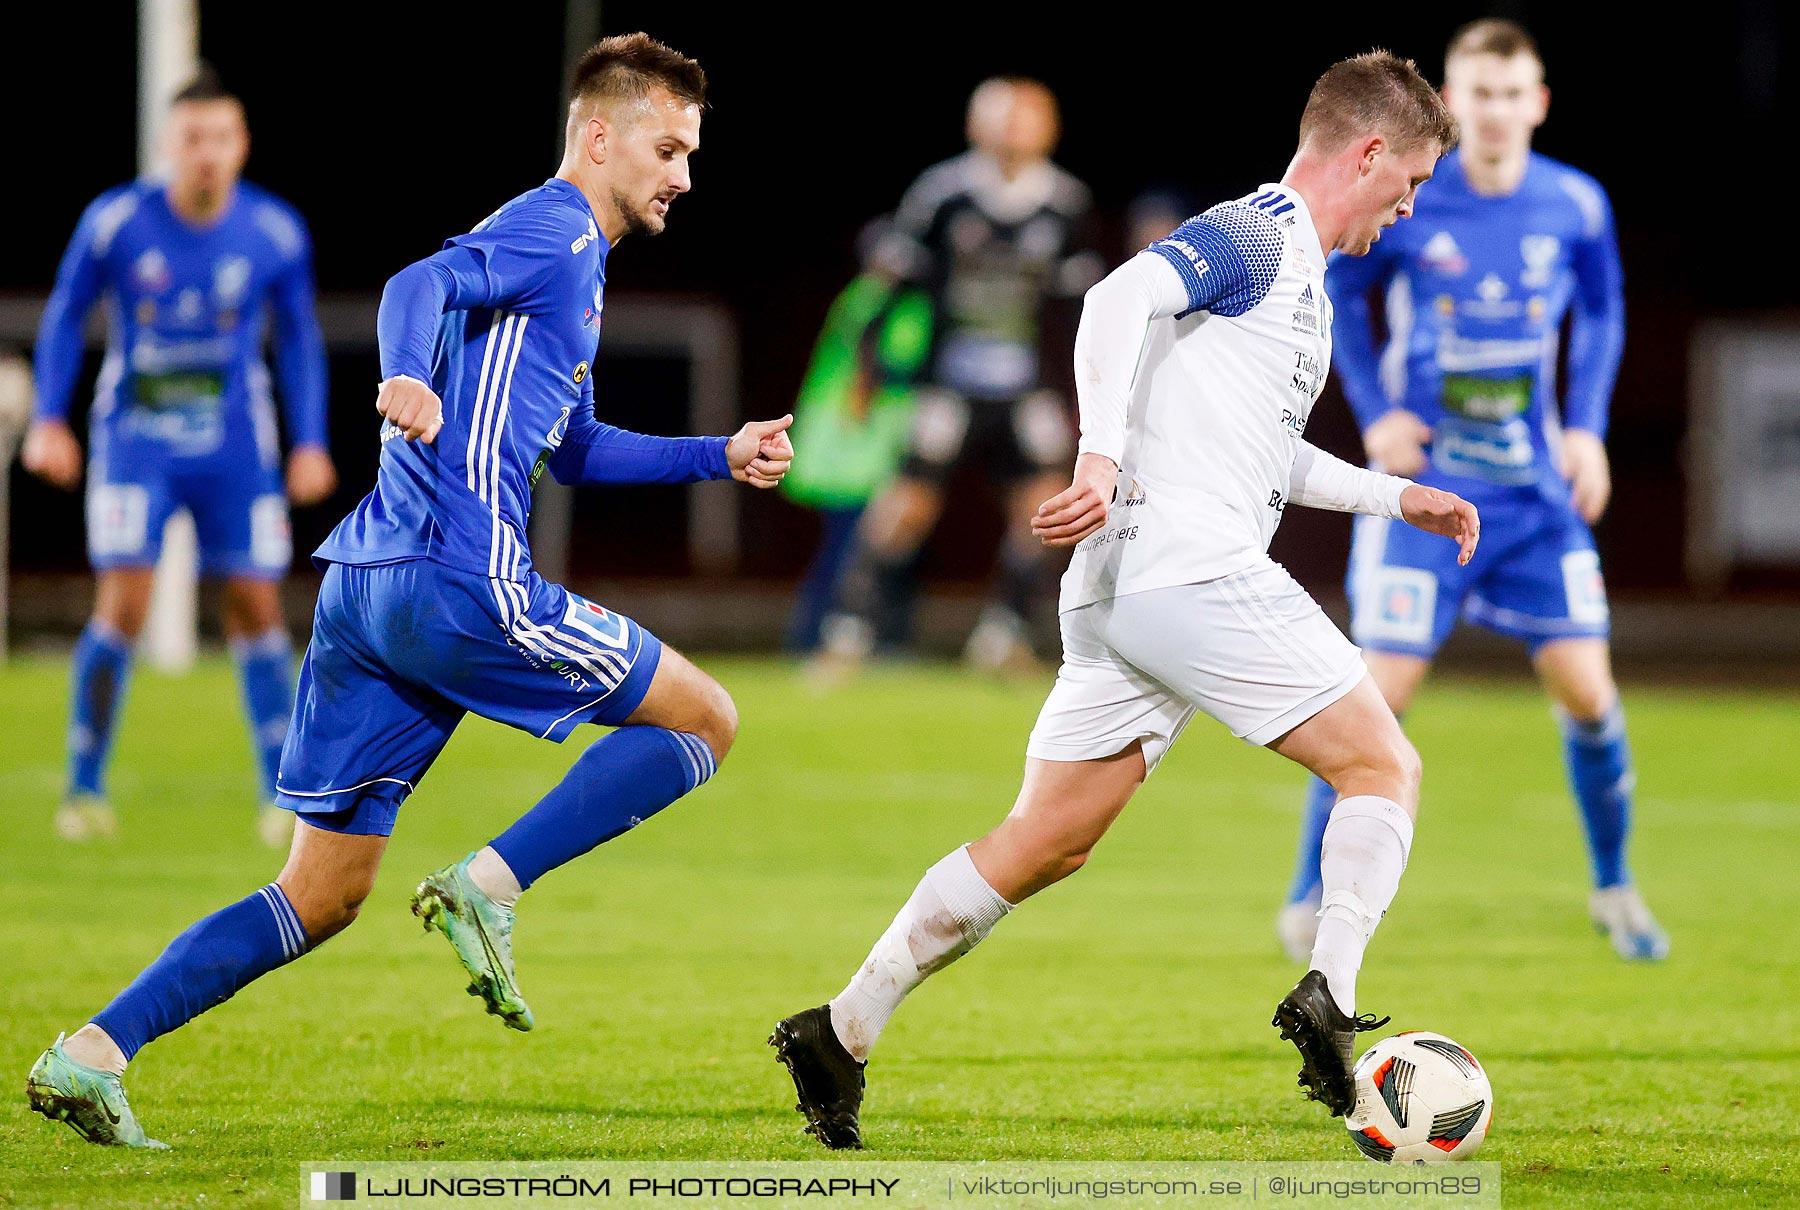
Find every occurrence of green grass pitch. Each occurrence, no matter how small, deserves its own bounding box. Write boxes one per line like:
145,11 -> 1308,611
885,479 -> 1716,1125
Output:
2,654 -> 1795,1207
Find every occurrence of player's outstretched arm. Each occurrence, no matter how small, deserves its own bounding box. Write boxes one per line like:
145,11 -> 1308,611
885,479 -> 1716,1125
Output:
1288,439 -> 1478,565
544,408 -> 790,488
1399,483 -> 1480,566
1033,452 -> 1117,547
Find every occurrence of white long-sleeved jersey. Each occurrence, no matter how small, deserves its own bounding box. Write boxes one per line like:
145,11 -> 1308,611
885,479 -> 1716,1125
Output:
1061,184 -> 1410,612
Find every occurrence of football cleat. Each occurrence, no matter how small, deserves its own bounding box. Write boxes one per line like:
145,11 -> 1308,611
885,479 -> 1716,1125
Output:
1272,969 -> 1389,1117
1589,885 -> 1670,961
768,1004 -> 867,1150
411,855 -> 534,1031
55,795 -> 118,842
26,1034 -> 167,1149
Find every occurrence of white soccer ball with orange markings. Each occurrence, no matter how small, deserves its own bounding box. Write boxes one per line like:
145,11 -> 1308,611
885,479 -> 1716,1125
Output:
1345,1031 -> 1492,1163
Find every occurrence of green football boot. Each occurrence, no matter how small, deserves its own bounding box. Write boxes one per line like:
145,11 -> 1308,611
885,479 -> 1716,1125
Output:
410,854 -> 534,1031
26,1034 -> 168,1149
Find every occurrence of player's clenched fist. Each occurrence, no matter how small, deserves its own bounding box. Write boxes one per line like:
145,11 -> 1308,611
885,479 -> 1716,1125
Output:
375,375 -> 444,443
286,446 -> 338,506
1400,483 -> 1481,566
1033,451 -> 1119,547
21,420 -> 83,490
727,413 -> 794,488
1364,408 -> 1433,477
1558,429 -> 1612,524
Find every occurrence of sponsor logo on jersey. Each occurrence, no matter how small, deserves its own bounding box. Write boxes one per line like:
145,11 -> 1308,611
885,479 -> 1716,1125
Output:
213,255 -> 252,307
1460,274 -> 1524,320
1520,235 -> 1561,288
1298,284 -> 1315,308
1161,237 -> 1210,280
134,248 -> 171,291
570,218 -> 599,255
572,361 -> 588,384
1421,231 -> 1468,274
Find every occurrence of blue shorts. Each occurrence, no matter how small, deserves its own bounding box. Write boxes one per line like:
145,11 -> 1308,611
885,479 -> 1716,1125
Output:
86,456 -> 291,579
273,559 -> 663,836
1347,493 -> 1609,658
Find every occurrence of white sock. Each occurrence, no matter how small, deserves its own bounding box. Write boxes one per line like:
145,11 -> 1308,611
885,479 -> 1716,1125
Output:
1308,795 -> 1413,1017
466,846 -> 522,909
63,1024 -> 127,1075
829,845 -> 1013,1061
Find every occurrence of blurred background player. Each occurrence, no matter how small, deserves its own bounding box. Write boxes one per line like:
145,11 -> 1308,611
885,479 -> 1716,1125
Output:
780,220 -> 932,653
21,67 -> 335,847
1277,20 -> 1664,962
817,76 -> 1103,673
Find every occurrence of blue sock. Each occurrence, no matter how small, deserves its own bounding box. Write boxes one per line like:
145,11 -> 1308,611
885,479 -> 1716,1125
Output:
1560,703 -> 1634,889
1285,775 -> 1337,905
92,884 -> 309,1062
231,628 -> 296,801
68,622 -> 134,798
490,727 -> 716,890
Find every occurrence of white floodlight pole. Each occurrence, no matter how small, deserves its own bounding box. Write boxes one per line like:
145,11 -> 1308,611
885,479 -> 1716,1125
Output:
138,0 -> 201,672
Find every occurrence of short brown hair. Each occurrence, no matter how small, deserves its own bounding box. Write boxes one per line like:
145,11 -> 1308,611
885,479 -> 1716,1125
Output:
1446,19 -> 1542,67
171,62 -> 239,109
568,32 -> 707,118
1298,50 -> 1458,156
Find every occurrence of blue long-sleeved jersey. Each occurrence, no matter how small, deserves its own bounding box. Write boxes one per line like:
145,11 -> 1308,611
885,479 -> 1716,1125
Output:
33,180 -> 328,467
1327,149 -> 1624,503
315,177 -> 730,578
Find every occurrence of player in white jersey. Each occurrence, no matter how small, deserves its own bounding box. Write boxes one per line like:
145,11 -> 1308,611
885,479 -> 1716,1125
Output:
771,51 -> 1475,1148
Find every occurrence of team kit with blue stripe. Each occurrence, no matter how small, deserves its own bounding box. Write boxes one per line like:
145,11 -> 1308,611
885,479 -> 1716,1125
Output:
1282,143 -> 1661,961
36,180 -> 328,578
1328,148 -> 1625,654
279,177 -> 732,834
34,178 -> 329,817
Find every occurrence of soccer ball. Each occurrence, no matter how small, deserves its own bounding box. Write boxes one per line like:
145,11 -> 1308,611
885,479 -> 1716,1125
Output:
1345,1031 -> 1492,1163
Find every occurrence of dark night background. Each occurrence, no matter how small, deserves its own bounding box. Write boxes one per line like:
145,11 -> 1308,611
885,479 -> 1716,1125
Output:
5,1 -> 1794,600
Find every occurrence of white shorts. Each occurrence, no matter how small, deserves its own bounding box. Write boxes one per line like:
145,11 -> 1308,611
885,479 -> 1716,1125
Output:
1026,559 -> 1367,771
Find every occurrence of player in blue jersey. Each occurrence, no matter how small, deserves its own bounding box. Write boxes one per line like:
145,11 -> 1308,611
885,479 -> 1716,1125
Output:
22,68 -> 336,847
26,34 -> 794,1149
1277,20 -> 1667,963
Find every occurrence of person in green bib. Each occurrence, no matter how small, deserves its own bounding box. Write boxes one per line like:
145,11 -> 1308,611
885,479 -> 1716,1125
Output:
782,257 -> 932,652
